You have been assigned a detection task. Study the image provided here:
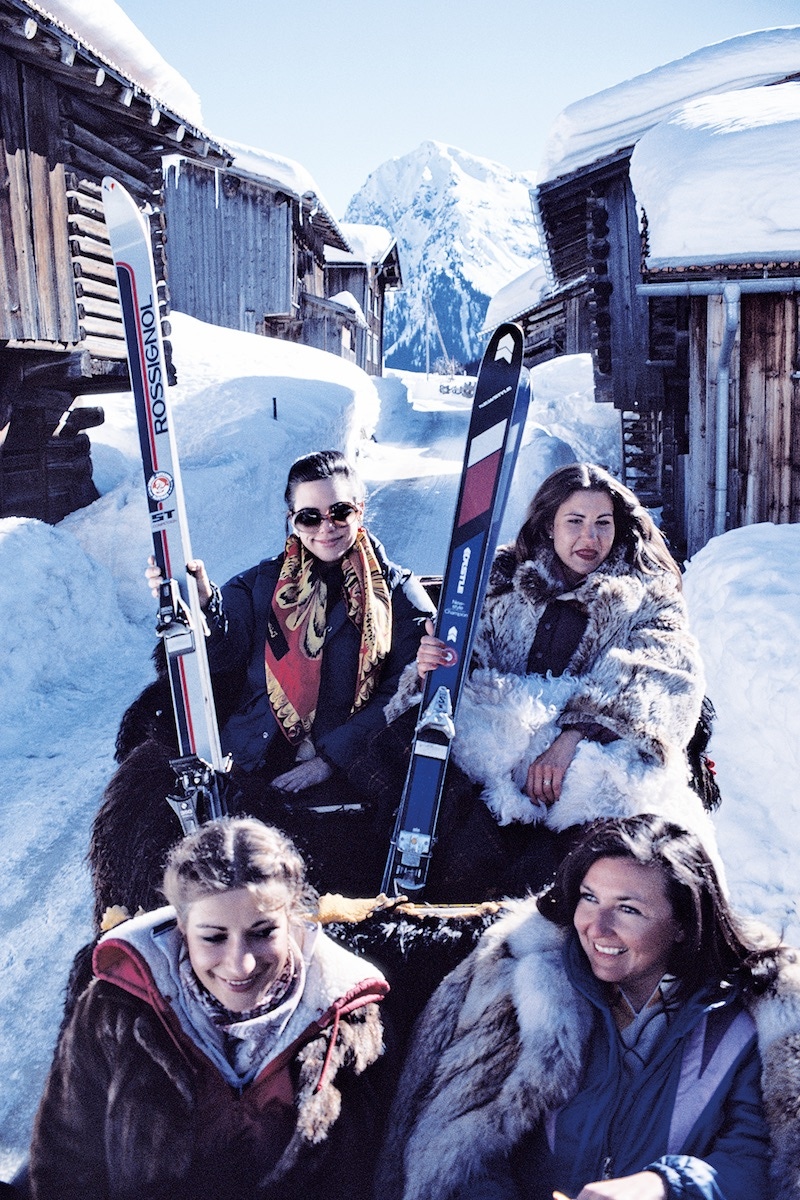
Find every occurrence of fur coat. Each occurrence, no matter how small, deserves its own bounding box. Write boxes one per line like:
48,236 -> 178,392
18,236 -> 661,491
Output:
378,900 -> 800,1200
29,913 -> 390,1200
386,547 -> 716,865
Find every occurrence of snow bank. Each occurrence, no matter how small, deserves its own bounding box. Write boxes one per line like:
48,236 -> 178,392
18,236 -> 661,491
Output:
631,81 -> 800,264
684,523 -> 800,938
69,313 -> 381,610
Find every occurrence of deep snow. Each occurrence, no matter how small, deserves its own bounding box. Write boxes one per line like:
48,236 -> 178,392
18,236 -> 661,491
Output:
2,315 -> 799,1179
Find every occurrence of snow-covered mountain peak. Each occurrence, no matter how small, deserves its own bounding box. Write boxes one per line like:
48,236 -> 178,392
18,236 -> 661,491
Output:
346,141 -> 540,370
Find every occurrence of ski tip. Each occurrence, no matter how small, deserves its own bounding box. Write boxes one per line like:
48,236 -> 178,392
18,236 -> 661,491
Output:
486,322 -> 523,366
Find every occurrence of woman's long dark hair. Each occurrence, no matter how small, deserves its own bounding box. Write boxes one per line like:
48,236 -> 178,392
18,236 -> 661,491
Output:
284,449 -> 365,508
538,814 -> 782,997
514,463 -> 682,586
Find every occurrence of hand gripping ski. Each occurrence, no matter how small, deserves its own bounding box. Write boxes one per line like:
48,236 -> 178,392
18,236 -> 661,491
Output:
103,178 -> 230,834
382,323 -> 529,897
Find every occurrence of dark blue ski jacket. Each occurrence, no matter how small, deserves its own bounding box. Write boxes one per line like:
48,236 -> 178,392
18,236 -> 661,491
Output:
457,937 -> 770,1200
205,534 -> 434,773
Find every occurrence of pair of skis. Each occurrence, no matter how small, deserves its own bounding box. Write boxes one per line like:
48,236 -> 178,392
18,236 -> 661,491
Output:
103,177 -> 229,835
104,178 -> 529,885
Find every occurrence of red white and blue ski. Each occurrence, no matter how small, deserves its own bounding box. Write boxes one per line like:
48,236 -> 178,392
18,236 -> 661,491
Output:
382,323 -> 529,896
103,177 -> 229,833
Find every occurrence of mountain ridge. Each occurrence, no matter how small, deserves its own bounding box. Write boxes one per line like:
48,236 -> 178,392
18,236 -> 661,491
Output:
345,139 -> 540,370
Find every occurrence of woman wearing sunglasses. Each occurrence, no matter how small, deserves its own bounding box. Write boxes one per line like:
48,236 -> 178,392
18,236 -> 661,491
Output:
139,450 -> 433,894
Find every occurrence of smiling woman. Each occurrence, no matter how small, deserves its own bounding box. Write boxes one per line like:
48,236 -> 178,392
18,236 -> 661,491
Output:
379,814 -> 800,1200
573,857 -> 686,1009
29,817 -> 392,1200
89,449 -> 435,919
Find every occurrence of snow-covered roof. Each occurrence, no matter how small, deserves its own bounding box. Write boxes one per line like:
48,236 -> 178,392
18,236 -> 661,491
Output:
483,261 -> 548,329
325,223 -> 396,266
328,290 -> 369,328
631,81 -> 800,266
223,141 -> 349,252
541,26 -> 800,183
21,0 -> 206,132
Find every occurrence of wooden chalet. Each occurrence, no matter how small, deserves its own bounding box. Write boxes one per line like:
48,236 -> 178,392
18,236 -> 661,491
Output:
325,224 -> 402,376
163,151 -> 384,365
518,34 -> 800,557
0,0 -> 228,522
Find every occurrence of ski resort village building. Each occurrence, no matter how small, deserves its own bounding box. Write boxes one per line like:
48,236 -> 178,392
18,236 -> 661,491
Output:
499,28 -> 800,556
325,223 -> 402,377
163,149 -> 401,377
0,0 -> 229,522
0,1 -> 401,524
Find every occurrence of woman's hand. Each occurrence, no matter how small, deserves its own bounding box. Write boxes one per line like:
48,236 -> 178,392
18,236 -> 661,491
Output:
525,729 -> 583,806
145,555 -> 213,609
416,619 -> 454,679
272,756 -> 333,794
573,1170 -> 667,1200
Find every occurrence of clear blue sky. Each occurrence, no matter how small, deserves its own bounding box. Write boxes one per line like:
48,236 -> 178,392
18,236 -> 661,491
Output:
117,0 -> 800,217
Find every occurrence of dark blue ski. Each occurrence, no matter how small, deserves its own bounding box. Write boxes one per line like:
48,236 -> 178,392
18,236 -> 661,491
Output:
382,324 -> 529,896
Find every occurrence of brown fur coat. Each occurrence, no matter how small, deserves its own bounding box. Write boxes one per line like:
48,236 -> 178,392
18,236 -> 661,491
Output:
29,922 -> 390,1200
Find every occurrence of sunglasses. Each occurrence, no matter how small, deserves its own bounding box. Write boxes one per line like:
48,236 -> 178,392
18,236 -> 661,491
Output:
290,502 -> 359,529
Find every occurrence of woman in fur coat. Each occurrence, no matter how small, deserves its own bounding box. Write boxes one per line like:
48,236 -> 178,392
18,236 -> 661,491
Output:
29,817 -> 391,1200
379,814 -> 800,1200
384,462 -> 715,899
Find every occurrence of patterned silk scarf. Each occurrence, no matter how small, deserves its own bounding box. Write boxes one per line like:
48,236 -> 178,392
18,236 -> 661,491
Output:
264,528 -> 392,745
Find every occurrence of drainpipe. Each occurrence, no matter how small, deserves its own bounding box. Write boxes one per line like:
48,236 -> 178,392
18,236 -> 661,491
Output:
637,276 -> 800,537
713,283 -> 741,536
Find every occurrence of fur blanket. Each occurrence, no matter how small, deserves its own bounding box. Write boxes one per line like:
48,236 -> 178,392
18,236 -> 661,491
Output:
451,667 -> 722,879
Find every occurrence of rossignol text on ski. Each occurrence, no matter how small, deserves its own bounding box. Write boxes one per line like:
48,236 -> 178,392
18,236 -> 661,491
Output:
102,176 -> 229,834
382,322 -> 528,897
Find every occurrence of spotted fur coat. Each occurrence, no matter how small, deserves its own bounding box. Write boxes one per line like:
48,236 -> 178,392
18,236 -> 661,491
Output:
386,547 -> 717,865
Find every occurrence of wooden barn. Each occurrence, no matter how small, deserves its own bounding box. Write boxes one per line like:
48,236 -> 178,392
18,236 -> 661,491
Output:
0,0 -> 227,522
516,29 -> 800,556
163,149 -> 389,366
325,223 -> 402,376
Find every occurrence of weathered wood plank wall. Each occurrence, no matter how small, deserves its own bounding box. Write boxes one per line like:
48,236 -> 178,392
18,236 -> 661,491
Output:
164,163 -> 293,331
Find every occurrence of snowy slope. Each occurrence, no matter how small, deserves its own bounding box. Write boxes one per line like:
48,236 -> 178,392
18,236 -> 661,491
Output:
345,140 -> 540,370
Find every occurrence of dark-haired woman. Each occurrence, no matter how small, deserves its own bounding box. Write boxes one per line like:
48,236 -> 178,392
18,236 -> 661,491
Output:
92,450 -> 434,918
384,462 -> 715,898
172,450 -> 434,792
31,818 -> 391,1200
379,814 -> 800,1200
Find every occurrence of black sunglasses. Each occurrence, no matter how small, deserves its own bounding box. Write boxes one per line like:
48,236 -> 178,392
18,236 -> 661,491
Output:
290,502 -> 359,529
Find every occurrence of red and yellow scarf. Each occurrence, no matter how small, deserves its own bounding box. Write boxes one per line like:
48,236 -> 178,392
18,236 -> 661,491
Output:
264,529 -> 392,745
